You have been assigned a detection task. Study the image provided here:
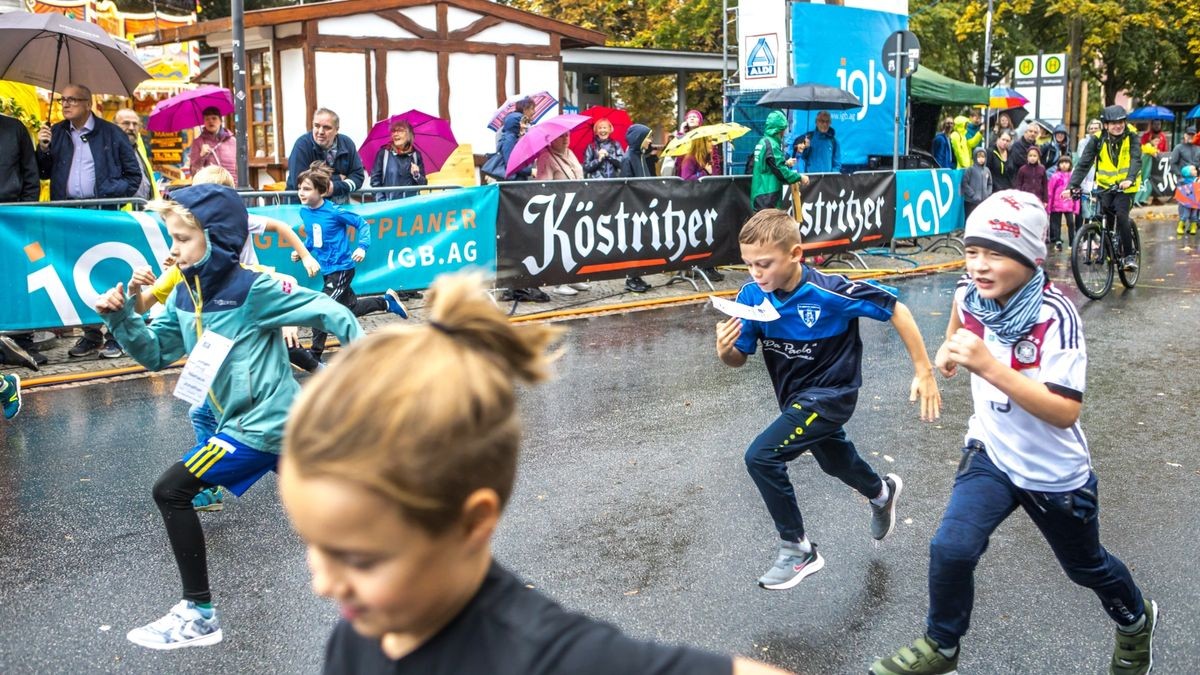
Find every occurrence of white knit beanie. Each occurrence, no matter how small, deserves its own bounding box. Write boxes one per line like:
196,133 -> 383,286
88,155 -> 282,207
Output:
963,190 -> 1048,269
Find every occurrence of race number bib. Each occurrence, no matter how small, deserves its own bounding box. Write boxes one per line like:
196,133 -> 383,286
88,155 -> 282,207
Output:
173,330 -> 234,406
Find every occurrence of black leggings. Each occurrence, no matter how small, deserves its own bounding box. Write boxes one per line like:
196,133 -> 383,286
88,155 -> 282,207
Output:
152,462 -> 214,604
1049,211 -> 1081,245
310,269 -> 387,357
1099,191 -> 1134,255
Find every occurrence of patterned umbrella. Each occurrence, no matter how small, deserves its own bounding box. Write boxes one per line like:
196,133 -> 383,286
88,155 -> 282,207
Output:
662,123 -> 750,157
568,106 -> 632,162
505,114 -> 590,178
486,91 -> 557,131
147,85 -> 234,133
989,87 -> 1029,110
359,109 -> 458,174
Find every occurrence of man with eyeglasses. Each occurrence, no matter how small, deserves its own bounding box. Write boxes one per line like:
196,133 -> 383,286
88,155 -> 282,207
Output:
114,108 -> 159,201
36,83 -> 142,358
285,108 -> 365,204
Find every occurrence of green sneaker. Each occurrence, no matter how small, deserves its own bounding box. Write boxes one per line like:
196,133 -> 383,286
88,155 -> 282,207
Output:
870,636 -> 958,675
192,486 -> 225,512
1111,599 -> 1157,675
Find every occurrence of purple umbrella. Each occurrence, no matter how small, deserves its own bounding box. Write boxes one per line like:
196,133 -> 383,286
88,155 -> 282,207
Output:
147,85 -> 234,133
505,114 -> 591,178
359,109 -> 458,175
486,91 -> 557,131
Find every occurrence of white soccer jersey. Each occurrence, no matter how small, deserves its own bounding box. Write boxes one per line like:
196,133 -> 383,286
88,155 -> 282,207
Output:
239,214 -> 270,265
954,280 -> 1092,491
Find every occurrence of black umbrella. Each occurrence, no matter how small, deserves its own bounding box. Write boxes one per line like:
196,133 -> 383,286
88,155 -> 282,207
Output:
0,12 -> 151,120
757,83 -> 863,111
988,106 -> 1029,132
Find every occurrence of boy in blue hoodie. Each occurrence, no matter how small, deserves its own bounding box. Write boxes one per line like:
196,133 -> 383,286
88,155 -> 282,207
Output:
95,183 -> 367,650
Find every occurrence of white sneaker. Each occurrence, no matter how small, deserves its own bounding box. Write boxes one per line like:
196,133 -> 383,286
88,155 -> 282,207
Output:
568,282 -> 591,291
126,600 -> 223,650
551,284 -> 578,296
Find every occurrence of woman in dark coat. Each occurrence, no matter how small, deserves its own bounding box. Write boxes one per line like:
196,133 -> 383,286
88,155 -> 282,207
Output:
370,119 -> 427,200
987,131 -> 1015,191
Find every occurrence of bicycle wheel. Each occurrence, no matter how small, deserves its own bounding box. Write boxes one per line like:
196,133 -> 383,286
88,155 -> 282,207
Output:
1071,223 -> 1113,299
1118,222 -> 1141,288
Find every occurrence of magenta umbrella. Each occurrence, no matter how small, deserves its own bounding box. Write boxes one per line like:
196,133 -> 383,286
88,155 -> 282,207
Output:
505,114 -> 591,178
147,85 -> 234,133
359,109 -> 458,174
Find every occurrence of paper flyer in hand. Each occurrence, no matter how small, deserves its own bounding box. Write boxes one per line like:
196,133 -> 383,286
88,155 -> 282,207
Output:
709,295 -> 781,322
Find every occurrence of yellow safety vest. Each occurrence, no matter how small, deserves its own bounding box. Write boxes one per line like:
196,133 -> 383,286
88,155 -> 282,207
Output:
1095,128 -> 1140,194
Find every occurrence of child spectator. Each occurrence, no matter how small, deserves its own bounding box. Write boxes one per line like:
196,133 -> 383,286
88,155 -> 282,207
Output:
715,209 -> 940,590
1046,156 -> 1080,250
297,162 -> 410,362
280,273 -> 790,675
679,137 -> 712,181
870,190 -> 1156,675
1014,147 -> 1047,206
960,147 -> 993,218
1173,165 -> 1199,236
93,183 -> 369,649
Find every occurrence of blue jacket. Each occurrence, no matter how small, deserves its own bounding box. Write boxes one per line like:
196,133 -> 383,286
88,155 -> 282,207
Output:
286,132 -> 366,203
302,200 -> 371,274
102,184 -> 364,454
370,145 -> 426,200
496,111 -> 531,180
37,115 -> 141,201
801,127 -> 841,173
932,133 -> 954,169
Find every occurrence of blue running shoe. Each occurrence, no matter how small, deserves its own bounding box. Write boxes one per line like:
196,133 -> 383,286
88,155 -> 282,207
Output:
126,600 -> 223,650
2,373 -> 21,420
192,486 -> 224,512
384,289 -> 409,319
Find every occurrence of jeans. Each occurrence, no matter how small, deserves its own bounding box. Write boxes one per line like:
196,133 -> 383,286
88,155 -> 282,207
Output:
189,400 -> 218,446
744,403 -> 883,542
926,443 -> 1145,648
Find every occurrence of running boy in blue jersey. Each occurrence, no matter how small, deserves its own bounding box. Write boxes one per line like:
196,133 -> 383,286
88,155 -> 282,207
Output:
715,209 -> 941,589
94,183 -> 366,650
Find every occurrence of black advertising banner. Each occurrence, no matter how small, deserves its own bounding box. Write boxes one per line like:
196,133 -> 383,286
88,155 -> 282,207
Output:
797,172 -> 896,255
1148,153 -> 1176,198
496,177 -> 751,287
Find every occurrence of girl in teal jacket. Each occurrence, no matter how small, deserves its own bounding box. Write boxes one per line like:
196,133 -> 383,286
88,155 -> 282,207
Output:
95,183 -> 364,651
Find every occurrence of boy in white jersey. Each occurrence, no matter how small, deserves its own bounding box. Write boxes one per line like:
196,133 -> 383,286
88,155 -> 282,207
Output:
871,190 -> 1156,675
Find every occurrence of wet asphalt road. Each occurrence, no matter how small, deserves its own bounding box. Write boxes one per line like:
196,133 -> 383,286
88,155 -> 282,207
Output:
1,230 -> 1198,674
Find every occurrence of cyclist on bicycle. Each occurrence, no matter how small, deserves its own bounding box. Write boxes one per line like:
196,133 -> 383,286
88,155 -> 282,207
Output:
1064,104 -> 1142,272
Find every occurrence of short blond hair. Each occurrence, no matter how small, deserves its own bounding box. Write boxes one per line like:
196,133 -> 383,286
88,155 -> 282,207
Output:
284,273 -> 562,534
739,208 -> 801,250
146,199 -> 200,230
192,165 -> 235,187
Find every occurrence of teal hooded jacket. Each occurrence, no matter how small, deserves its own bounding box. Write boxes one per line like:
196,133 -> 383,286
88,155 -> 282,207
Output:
751,110 -> 805,210
102,184 -> 365,454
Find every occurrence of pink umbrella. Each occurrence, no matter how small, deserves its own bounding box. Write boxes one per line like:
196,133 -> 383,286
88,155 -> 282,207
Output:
147,85 -> 234,133
505,114 -> 591,178
359,109 -> 458,174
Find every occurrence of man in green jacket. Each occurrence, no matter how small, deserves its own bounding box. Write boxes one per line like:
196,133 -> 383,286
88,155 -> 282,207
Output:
751,110 -> 809,212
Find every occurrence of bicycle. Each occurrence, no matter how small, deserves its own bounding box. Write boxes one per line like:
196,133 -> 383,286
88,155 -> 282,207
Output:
1069,186 -> 1140,299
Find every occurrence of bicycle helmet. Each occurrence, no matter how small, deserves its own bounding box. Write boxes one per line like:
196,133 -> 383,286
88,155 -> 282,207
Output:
1100,105 -> 1128,123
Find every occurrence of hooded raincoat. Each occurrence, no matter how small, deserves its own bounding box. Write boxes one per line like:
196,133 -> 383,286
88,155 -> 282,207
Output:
101,184 -> 364,454
949,116 -> 983,169
750,111 -> 805,211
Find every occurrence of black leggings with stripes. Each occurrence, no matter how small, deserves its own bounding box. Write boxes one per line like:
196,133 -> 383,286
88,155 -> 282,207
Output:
152,462 -> 214,604
310,268 -> 387,358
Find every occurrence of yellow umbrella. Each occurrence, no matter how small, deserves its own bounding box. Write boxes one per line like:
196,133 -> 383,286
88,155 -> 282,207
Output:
663,122 -> 749,157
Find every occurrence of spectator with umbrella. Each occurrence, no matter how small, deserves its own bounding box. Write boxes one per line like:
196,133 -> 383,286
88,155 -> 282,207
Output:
800,110 -> 842,173
533,132 -> 590,297
495,110 -> 532,182
190,107 -> 237,178
679,137 -> 713,181
37,83 -> 142,359
750,110 -> 808,212
367,119 -> 427,200
146,85 -> 237,180
571,107 -> 629,179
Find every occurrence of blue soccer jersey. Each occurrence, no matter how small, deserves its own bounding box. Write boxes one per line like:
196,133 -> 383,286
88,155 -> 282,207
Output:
733,266 -> 897,422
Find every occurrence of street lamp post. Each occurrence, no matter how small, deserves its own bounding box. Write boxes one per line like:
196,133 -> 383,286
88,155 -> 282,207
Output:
231,0 -> 249,187
982,0 -> 994,148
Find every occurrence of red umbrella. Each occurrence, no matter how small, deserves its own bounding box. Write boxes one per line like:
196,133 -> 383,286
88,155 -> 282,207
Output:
147,85 -> 234,133
359,109 -> 458,174
568,106 -> 632,162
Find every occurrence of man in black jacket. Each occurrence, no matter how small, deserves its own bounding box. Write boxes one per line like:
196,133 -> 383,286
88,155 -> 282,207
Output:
0,113 -> 45,369
36,83 -> 141,358
285,108 -> 365,204
0,113 -> 39,203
